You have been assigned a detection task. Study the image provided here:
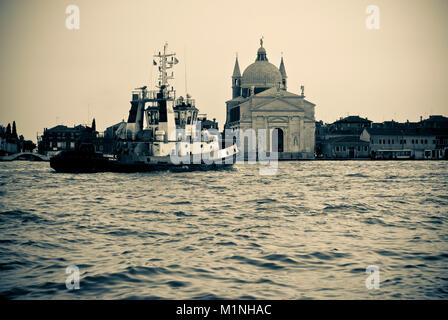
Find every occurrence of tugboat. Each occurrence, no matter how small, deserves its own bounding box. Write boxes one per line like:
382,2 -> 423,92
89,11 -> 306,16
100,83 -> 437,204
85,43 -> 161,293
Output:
50,43 -> 238,173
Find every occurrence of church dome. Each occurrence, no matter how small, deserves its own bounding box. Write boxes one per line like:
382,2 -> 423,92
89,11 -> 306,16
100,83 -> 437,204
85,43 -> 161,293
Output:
241,40 -> 282,88
241,61 -> 282,88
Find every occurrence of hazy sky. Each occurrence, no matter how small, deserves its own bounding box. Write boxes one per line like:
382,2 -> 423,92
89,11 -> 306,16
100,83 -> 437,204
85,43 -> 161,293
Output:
1,0 -> 447,141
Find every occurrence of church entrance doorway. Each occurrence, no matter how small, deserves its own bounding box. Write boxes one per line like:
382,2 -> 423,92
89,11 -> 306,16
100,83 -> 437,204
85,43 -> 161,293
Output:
272,128 -> 284,153
349,147 -> 355,158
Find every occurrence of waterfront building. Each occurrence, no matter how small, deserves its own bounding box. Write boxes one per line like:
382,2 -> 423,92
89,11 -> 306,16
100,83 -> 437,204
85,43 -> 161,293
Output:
421,115 -> 448,129
361,127 -> 448,159
0,136 -> 18,155
316,115 -> 448,159
332,116 -> 372,131
224,39 -> 315,159
38,122 -> 97,156
97,120 -> 126,155
104,121 -> 126,141
371,115 -> 448,130
0,122 -> 35,155
372,120 -> 419,129
316,115 -> 372,159
320,136 -> 370,159
0,124 -> 18,155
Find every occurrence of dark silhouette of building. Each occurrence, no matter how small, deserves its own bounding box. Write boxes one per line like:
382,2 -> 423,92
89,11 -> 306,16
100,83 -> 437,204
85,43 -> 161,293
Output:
38,124 -> 98,156
0,122 -> 35,155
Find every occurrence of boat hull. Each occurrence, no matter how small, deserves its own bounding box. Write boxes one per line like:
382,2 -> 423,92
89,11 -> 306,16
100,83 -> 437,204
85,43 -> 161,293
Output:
50,152 -> 236,173
50,153 -> 112,173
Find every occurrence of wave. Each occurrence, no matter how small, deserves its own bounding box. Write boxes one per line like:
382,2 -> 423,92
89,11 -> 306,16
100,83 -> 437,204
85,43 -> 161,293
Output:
225,255 -> 285,270
0,210 -> 48,224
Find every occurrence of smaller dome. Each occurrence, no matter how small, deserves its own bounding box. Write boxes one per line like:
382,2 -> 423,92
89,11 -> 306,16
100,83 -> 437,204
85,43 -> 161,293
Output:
257,47 -> 266,55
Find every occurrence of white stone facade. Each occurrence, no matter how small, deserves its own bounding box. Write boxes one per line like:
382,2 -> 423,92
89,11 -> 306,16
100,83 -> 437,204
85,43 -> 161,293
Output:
226,87 -> 315,159
225,41 -> 316,159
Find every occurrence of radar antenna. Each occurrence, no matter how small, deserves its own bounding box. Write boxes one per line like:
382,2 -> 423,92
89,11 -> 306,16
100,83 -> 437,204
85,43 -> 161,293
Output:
153,42 -> 178,89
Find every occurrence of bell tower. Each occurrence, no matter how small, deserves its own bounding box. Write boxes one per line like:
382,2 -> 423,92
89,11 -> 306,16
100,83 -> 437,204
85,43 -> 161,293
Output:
232,54 -> 241,99
279,55 -> 287,90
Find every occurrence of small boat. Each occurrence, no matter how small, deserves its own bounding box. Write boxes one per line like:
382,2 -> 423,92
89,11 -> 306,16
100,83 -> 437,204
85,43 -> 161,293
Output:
50,43 -> 238,173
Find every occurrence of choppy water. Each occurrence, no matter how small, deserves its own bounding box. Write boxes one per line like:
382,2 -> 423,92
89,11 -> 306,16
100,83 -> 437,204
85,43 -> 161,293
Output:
0,160 -> 447,299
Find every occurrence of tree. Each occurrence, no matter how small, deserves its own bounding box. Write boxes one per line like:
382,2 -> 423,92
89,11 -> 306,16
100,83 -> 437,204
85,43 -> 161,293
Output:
18,135 -> 24,152
6,123 -> 11,139
23,140 -> 36,152
91,118 -> 96,132
12,121 -> 18,139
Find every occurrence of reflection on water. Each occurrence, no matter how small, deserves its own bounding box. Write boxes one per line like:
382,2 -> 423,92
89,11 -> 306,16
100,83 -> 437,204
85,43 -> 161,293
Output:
0,161 -> 447,299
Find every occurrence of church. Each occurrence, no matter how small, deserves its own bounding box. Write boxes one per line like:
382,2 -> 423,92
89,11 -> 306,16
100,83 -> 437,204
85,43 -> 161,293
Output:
224,39 -> 316,159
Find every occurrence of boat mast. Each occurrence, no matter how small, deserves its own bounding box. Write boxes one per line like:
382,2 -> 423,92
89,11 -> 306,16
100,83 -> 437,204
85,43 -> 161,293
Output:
151,43 -> 177,141
154,42 -> 176,90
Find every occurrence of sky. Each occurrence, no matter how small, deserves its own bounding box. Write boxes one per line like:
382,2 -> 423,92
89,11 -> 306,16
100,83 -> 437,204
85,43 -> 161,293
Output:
0,0 -> 447,141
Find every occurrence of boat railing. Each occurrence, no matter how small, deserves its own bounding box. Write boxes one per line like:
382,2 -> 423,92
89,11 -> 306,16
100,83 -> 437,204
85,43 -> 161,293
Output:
175,97 -> 196,107
132,90 -> 154,100
132,89 -> 176,101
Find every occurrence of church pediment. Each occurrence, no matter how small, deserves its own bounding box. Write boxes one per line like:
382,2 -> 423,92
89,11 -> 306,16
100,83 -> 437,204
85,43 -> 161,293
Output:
250,97 -> 306,112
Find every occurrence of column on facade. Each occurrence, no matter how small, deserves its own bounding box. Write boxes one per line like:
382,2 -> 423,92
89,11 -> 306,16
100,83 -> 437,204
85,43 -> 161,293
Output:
299,118 -> 305,152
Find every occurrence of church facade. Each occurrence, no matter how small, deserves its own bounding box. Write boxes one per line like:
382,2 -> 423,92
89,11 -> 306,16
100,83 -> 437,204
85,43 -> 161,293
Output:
224,40 -> 316,159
